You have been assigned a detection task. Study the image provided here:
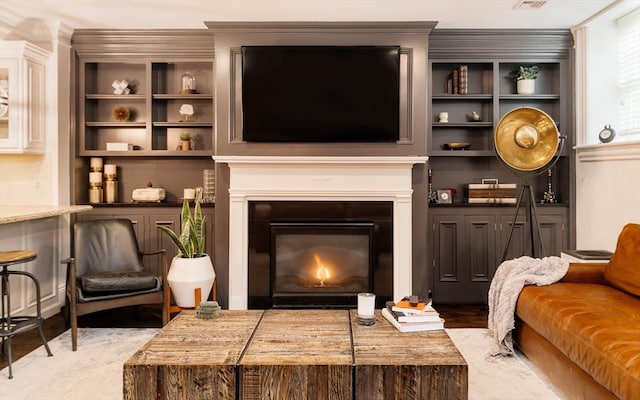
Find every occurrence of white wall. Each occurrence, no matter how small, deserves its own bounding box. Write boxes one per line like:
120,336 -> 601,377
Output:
574,1 -> 640,251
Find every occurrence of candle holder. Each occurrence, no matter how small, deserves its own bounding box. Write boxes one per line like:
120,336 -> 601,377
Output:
357,292 -> 376,326
428,169 -> 438,204
541,168 -> 557,204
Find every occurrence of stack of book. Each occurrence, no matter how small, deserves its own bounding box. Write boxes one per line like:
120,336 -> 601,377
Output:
382,298 -> 445,333
467,182 -> 517,204
447,65 -> 469,95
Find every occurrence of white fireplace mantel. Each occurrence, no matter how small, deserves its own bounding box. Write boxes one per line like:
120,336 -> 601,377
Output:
213,155 -> 428,309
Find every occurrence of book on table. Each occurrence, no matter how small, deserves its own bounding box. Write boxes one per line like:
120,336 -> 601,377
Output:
381,308 -> 445,333
386,300 -> 440,323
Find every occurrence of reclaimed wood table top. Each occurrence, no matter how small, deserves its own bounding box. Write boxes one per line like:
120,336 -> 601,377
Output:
239,309 -> 353,366
125,310 -> 264,366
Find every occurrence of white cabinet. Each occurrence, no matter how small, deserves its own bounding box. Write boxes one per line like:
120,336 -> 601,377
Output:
0,41 -> 50,154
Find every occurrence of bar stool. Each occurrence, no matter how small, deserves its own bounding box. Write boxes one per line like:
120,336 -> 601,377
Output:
1,250 -> 52,379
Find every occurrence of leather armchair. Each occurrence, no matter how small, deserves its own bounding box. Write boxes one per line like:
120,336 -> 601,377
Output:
61,219 -> 169,351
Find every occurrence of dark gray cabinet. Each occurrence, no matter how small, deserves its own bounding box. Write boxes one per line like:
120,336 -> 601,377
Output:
431,206 -> 568,304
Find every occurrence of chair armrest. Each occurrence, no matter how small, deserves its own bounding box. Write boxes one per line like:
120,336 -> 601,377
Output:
141,249 -> 166,257
559,262 -> 608,284
60,257 -> 74,265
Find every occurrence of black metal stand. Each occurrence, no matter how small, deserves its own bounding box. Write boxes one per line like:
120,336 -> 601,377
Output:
501,182 -> 547,262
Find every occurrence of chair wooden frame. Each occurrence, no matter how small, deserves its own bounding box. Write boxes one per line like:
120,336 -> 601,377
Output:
61,246 -> 170,351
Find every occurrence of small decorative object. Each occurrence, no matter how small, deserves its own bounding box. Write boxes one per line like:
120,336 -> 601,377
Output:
112,105 -> 130,122
357,292 -> 376,326
444,142 -> 471,150
202,169 -> 215,203
542,168 -> 557,204
598,124 -> 616,143
438,111 -> 449,123
180,71 -> 196,94
90,157 -> 103,172
157,199 -> 215,308
179,103 -> 195,122
88,171 -> 103,204
196,301 -> 221,319
179,131 -> 192,150
510,65 -> 539,95
427,169 -> 438,204
111,79 -> 131,95
183,187 -> 195,200
470,111 -> 481,121
103,164 -> 118,204
437,189 -> 453,204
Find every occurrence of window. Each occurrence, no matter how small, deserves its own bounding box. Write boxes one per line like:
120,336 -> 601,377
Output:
618,8 -> 640,139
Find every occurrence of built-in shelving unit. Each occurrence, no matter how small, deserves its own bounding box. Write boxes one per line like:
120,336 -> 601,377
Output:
72,30 -> 216,205
427,30 -> 575,304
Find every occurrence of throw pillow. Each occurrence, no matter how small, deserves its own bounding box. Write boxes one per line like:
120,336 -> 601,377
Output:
604,223 -> 640,296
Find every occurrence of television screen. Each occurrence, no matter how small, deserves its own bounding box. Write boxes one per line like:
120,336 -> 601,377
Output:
241,46 -> 400,143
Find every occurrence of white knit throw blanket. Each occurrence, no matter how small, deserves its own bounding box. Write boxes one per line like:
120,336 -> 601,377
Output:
488,256 -> 569,357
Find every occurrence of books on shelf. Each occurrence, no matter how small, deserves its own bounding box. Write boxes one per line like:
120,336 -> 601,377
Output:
446,65 -> 469,95
467,182 -> 517,204
382,308 -> 445,333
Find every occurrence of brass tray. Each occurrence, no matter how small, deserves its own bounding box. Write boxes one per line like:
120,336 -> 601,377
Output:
444,142 -> 471,150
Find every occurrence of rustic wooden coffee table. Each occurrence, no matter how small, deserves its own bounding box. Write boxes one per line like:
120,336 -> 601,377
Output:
124,309 -> 468,400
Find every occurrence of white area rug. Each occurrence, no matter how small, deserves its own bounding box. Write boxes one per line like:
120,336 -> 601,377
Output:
1,327 -> 565,399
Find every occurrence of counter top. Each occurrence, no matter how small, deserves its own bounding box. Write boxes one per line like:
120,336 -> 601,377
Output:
0,205 -> 93,225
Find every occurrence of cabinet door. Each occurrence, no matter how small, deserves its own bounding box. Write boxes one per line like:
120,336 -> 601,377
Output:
148,212 -> 181,276
498,213 -> 528,261
537,213 -> 566,257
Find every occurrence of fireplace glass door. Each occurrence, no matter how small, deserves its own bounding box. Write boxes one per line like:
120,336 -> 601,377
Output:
270,222 -> 374,307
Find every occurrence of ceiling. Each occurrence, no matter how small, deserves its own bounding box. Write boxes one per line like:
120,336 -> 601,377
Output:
0,0 -> 624,31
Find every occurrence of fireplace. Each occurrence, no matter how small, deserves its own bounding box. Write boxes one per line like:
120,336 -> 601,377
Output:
270,222 -> 374,307
248,201 -> 393,308
214,156 -> 427,310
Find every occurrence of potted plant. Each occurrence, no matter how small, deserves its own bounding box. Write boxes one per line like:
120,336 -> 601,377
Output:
179,131 -> 191,151
157,199 -> 215,307
511,65 -> 539,95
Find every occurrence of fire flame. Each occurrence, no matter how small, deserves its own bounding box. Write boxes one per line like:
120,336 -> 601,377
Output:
313,254 -> 331,286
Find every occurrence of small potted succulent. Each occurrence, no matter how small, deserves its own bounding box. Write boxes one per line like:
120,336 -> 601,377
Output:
179,131 -> 191,151
511,65 -> 539,95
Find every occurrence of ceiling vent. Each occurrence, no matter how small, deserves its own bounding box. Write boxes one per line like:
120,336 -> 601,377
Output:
514,0 -> 547,9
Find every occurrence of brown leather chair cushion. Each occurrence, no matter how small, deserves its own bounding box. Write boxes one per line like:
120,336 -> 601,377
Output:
81,271 -> 158,293
604,223 -> 640,297
517,283 -> 640,400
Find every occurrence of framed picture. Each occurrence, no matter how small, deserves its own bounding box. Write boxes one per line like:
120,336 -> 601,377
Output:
437,189 -> 453,204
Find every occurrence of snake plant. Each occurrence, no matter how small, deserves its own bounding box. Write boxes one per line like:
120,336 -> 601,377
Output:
157,199 -> 206,258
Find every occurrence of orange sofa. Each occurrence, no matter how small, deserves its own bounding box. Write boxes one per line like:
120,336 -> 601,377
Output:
514,223 -> 640,400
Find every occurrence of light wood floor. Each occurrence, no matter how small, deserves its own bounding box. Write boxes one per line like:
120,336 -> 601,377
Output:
1,303 -> 487,370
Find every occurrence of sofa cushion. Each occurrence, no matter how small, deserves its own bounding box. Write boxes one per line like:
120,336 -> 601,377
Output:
604,223 -> 640,297
517,283 -> 640,400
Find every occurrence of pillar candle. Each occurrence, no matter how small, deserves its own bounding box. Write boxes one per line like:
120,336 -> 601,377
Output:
104,164 -> 116,175
90,157 -> 103,170
357,292 -> 376,318
89,172 -> 103,183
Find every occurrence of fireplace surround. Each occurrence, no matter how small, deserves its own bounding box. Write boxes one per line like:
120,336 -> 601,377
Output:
213,156 -> 427,310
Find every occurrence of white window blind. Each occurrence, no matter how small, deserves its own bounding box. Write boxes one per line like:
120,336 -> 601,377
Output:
618,8 -> 640,137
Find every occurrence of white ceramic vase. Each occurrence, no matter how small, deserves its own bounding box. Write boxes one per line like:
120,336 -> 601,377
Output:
167,254 -> 215,307
517,79 -> 535,95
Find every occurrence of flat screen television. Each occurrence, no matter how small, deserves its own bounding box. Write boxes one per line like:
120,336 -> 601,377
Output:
241,45 -> 400,143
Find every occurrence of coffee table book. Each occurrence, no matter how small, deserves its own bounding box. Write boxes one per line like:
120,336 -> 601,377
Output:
381,307 -> 445,332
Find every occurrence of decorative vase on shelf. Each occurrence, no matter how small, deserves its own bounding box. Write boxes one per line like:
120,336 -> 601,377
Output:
517,79 -> 535,95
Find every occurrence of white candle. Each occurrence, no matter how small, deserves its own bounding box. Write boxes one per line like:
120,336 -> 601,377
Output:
90,157 -> 103,170
104,164 -> 116,175
183,188 -> 195,200
89,172 -> 103,183
357,292 -> 376,318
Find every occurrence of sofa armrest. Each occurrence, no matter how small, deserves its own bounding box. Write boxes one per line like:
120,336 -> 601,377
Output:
559,262 -> 608,284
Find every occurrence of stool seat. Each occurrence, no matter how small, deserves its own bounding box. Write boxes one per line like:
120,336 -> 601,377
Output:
1,249 -> 52,379
0,251 -> 37,266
